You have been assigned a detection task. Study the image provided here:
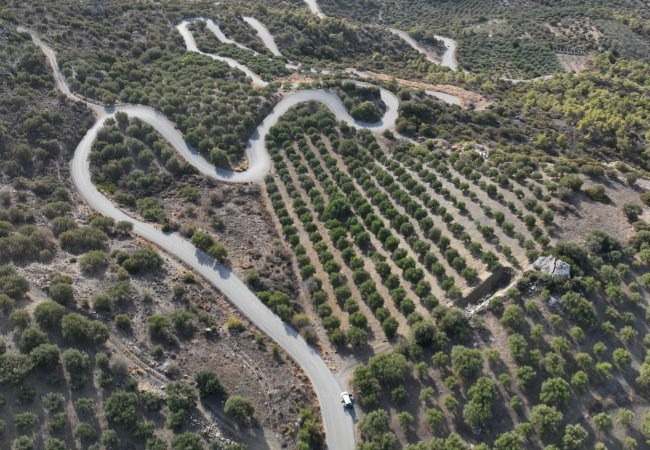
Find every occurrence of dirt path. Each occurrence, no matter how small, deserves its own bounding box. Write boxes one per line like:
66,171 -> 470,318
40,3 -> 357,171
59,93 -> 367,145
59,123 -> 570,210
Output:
345,69 -> 490,110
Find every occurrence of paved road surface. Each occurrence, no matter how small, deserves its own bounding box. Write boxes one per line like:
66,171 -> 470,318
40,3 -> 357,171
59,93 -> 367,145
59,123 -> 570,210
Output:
22,24 -> 401,450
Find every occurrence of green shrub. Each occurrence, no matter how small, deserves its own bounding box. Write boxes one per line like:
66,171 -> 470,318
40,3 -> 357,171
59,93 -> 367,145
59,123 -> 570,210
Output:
224,395 -> 255,424
34,301 -> 65,329
104,391 -> 137,428
29,344 -> 60,369
121,248 -> 164,273
49,282 -> 74,305
0,353 -> 33,384
19,327 -> 49,353
59,226 -> 108,253
79,250 -> 110,274
584,184 -> 609,203
171,433 -> 204,450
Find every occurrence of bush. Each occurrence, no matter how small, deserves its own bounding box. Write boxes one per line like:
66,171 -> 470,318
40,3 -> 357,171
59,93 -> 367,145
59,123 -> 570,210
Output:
122,248 -> 164,274
19,327 -> 49,353
451,346 -> 483,379
104,391 -> 138,428
34,301 -> 65,329
462,377 -> 497,429
12,436 -> 34,450
59,226 -> 107,253
224,395 -> 255,424
540,377 -> 570,406
191,230 -> 214,251
622,202 -> 643,222
559,175 -> 583,191
100,430 -> 120,449
351,365 -> 380,407
584,184 -> 609,203
44,439 -> 66,450
51,216 -> 77,236
62,349 -> 90,374
0,294 -> 15,313
0,272 -> 29,299
368,352 -> 409,386
640,191 -> 650,206
0,353 -> 34,384
61,314 -> 109,345
10,309 -> 31,328
500,305 -> 525,330
171,433 -> 204,450
42,393 -> 65,412
137,197 -> 166,222
195,370 -> 225,399
207,243 -> 228,262
562,424 -> 588,450
411,320 -> 436,347
79,250 -> 110,274
530,404 -> 563,436
148,315 -> 173,341
74,422 -> 96,441
437,307 -> 470,342
14,412 -> 37,430
166,381 -> 198,428
226,316 -> 245,332
49,282 -> 74,305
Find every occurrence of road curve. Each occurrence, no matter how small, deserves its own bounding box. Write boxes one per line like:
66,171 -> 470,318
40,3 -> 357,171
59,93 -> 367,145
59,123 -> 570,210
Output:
177,19 -> 268,86
389,27 -> 458,71
243,16 -> 282,57
203,18 -> 258,54
22,23 -> 401,450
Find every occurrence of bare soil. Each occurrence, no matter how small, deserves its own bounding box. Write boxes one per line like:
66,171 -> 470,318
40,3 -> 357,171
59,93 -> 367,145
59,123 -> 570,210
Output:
6,179 -> 318,450
554,177 -> 646,244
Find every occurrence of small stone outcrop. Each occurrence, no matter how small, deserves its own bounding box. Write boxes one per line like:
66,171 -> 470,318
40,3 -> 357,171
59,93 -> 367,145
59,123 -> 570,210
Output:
533,256 -> 571,278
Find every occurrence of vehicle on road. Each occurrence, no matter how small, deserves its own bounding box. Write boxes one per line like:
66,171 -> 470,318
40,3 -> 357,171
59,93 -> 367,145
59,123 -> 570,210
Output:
341,392 -> 354,408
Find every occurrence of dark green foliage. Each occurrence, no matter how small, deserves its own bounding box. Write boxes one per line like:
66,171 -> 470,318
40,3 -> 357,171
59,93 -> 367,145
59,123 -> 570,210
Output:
49,282 -> 74,305
451,346 -> 483,379
368,352 -> 410,386
59,226 -> 107,253
19,327 -> 49,353
34,301 -> 65,329
0,353 -> 33,384
171,433 -> 204,450
224,395 -> 255,424
104,391 -> 138,428
437,307 -> 470,343
195,370 -> 225,399
61,313 -> 109,346
0,271 -> 29,299
121,248 -> 164,274
462,377 -> 497,429
79,250 -> 110,274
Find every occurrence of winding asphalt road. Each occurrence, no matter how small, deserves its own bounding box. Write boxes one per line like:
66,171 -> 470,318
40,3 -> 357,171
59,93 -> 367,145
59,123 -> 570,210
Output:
20,22 -> 404,450
243,16 -> 283,57
177,19 -> 268,87
388,27 -> 458,71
